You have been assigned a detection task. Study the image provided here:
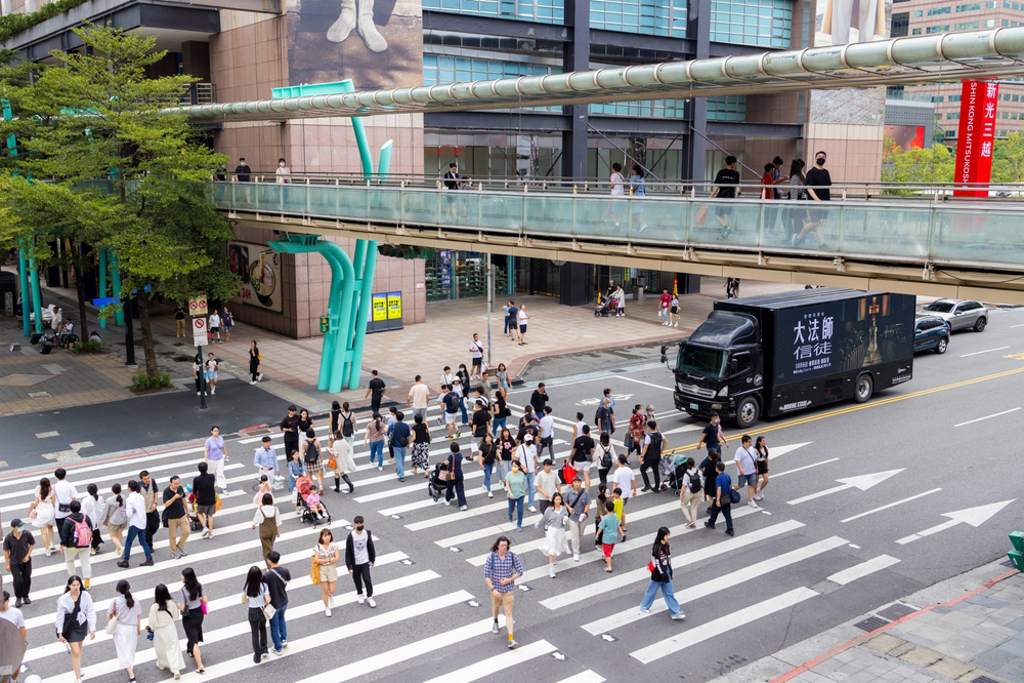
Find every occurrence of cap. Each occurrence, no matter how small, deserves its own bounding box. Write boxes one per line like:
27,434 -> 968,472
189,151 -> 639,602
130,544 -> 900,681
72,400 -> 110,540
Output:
524,434 -> 534,442
573,476 -> 582,483
11,518 -> 23,529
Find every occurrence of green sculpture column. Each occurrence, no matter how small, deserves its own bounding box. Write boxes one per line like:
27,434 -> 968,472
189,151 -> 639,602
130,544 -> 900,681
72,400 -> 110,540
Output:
29,257 -> 43,334
111,250 -> 124,326
98,247 -> 108,329
19,248 -> 30,337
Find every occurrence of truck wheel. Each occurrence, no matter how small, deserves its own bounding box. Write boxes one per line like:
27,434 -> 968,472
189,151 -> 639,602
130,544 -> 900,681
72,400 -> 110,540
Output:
854,374 -> 874,403
935,337 -> 948,354
735,396 -> 759,428
974,317 -> 987,332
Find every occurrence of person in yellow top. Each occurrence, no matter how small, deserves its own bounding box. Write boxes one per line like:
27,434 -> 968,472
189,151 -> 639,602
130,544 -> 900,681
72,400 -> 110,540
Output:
611,487 -> 627,542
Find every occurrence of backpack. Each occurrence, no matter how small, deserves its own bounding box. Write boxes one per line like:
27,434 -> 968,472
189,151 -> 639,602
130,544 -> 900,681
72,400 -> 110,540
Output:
600,444 -> 613,469
342,414 -> 354,437
71,517 -> 92,548
687,470 -> 703,494
305,441 -> 320,464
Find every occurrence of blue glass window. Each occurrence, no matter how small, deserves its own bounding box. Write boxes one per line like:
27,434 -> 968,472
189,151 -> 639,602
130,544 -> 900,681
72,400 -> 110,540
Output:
710,0 -> 792,48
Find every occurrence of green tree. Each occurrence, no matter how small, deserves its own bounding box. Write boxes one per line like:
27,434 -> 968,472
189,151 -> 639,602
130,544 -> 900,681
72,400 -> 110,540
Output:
0,25 -> 236,376
991,131 -> 1024,184
881,138 -> 955,193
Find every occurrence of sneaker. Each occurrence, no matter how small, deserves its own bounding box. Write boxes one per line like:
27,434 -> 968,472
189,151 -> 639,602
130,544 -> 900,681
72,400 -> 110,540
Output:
492,621 -> 500,634
573,553 -> 580,562
455,430 -> 462,437
14,597 -> 22,608
21,597 -> 31,605
197,391 -> 201,396
725,529 -> 735,536
527,505 -> 537,513
549,566 -> 556,579
640,607 -> 651,614
671,612 -> 686,621
753,493 -> 763,501
488,491 -> 494,498
249,381 -> 256,385
517,526 -> 523,532
378,466 -> 384,471
178,548 -> 188,557
171,552 -> 180,560
257,374 -> 263,382
210,388 -> 215,395
117,560 -> 129,568
357,595 -> 366,605
460,505 -> 468,511
140,557 -> 154,567
747,500 -> 759,509
508,639 -> 519,650
325,607 -> 332,617
207,532 -> 213,539
444,500 -> 451,506
281,640 -> 287,648
704,521 -> 715,529
272,649 -> 282,656
202,528 -> 210,538
367,597 -> 376,608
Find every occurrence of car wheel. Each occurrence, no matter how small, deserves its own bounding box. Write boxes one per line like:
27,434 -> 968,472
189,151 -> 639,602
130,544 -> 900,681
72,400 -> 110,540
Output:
854,374 -> 874,404
935,337 -> 948,354
974,317 -> 987,332
735,396 -> 759,428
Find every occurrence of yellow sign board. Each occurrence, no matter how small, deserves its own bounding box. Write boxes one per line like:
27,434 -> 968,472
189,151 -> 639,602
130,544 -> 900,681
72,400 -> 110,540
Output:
387,292 -> 402,320
372,294 -> 388,322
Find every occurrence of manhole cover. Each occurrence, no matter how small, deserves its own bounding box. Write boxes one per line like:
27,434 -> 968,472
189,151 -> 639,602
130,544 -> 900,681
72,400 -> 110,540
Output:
854,616 -> 890,632
876,603 -> 917,621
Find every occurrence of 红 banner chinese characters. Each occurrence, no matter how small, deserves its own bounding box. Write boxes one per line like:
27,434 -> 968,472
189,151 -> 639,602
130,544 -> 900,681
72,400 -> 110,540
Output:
954,79 -> 999,198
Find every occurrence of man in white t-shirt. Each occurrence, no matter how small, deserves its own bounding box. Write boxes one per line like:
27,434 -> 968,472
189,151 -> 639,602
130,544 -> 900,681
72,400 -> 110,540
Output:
52,468 -> 78,528
208,310 -> 221,342
516,305 -> 530,346
612,455 -> 637,499
538,407 -> 555,461
515,434 -> 539,512
734,434 -> 759,509
406,375 -> 432,423
469,333 -> 484,379
0,590 -> 27,647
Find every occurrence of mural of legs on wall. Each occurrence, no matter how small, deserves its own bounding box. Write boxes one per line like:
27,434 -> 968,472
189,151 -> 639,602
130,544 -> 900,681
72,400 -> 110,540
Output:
326,0 -> 388,53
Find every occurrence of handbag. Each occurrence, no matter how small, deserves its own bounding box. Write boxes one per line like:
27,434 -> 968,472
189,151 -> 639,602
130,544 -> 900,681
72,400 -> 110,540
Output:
261,602 -> 276,621
327,454 -> 338,470
561,460 -> 577,485
104,615 -> 119,636
728,488 -> 741,505
310,556 -> 321,585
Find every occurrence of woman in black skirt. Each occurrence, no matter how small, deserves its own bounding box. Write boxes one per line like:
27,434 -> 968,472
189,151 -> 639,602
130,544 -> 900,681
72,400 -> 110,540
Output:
177,567 -> 208,674
55,574 -> 96,683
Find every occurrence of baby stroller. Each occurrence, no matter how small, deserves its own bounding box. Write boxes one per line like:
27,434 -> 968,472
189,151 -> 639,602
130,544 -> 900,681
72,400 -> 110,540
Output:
660,453 -> 682,492
427,463 -> 448,502
594,297 -> 616,318
296,476 -> 332,527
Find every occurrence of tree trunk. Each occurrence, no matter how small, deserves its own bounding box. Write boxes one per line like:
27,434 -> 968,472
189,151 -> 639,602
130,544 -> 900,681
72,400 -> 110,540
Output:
137,291 -> 159,376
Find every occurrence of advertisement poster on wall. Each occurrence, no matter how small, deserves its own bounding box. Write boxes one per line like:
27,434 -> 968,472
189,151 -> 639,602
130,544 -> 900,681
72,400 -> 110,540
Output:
811,0 -> 893,125
286,0 -> 423,91
228,242 -> 283,313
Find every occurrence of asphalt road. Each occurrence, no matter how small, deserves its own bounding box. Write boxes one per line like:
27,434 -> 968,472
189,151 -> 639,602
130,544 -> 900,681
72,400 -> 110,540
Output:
3,306 -> 1023,683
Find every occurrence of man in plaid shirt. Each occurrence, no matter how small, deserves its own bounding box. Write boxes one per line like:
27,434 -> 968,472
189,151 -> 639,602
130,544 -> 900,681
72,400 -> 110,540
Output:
483,535 -> 523,649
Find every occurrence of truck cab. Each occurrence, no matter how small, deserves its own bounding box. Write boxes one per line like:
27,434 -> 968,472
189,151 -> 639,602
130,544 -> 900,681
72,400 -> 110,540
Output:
671,310 -> 764,427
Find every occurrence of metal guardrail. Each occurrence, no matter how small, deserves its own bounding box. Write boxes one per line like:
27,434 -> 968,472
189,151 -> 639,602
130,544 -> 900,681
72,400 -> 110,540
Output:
212,180 -> 1024,272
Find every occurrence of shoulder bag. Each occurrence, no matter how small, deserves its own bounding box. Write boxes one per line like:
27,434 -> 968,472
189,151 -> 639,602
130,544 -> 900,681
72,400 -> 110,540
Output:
728,488 -> 741,504
310,555 -> 321,585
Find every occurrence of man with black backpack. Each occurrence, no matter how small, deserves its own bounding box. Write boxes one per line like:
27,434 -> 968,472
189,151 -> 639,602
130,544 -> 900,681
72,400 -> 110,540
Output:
59,500 -> 93,588
639,420 -> 666,493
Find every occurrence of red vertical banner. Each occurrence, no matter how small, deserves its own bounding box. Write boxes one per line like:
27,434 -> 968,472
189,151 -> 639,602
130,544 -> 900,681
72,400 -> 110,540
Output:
954,79 -> 999,198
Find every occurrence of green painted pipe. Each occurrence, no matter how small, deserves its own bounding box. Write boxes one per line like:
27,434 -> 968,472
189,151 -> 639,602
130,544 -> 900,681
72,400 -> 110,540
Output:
347,244 -> 377,390
318,240 -> 356,393
19,248 -> 30,337
338,80 -> 373,179
29,258 -> 43,334
111,250 -> 124,326
98,247 -> 108,329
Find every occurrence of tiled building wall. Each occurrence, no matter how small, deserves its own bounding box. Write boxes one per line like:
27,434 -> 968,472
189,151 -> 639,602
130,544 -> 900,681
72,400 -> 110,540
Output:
805,123 -> 885,184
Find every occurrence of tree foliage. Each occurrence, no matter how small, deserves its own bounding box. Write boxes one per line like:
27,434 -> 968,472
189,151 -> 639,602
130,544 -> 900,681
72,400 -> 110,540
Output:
0,25 -> 236,376
991,132 -> 1024,184
881,138 -> 955,192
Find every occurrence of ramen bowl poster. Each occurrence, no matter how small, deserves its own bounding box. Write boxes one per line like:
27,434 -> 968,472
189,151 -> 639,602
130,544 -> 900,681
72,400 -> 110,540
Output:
229,241 -> 283,313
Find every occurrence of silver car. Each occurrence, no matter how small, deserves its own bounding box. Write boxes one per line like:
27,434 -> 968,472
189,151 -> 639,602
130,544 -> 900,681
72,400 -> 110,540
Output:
920,299 -> 989,332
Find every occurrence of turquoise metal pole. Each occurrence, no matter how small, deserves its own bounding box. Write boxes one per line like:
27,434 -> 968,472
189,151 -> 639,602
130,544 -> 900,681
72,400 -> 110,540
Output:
18,248 -> 30,337
98,247 -> 108,329
348,244 -> 377,390
29,259 -> 43,334
338,80 -> 374,179
111,251 -> 124,326
318,251 -> 343,391
319,242 -> 356,393
343,240 -> 367,388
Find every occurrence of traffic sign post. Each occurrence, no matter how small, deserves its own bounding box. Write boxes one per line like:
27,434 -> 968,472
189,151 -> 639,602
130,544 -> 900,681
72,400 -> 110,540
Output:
192,318 -> 208,346
189,296 -> 208,317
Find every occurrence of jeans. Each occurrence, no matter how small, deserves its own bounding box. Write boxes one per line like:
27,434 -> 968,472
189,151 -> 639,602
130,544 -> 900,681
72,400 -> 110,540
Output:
492,416 -> 507,435
640,578 -> 682,616
482,462 -> 494,492
248,607 -> 267,656
393,446 -> 407,478
445,474 -> 467,507
268,605 -> 288,651
707,501 -> 734,532
458,397 -> 468,424
507,496 -> 524,528
524,471 -> 536,506
123,525 -> 152,561
369,440 -> 384,467
351,563 -> 373,597
10,561 -> 30,598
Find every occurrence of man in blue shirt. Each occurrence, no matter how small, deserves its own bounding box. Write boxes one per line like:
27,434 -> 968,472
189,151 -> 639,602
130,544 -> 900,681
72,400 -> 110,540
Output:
254,436 -> 279,483
705,461 -> 735,536
391,411 -> 411,482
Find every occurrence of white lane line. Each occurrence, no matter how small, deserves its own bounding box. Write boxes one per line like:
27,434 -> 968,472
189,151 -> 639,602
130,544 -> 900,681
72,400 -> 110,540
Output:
420,640 -> 557,683
960,346 -> 1010,358
954,407 -> 1021,428
827,555 -> 900,585
771,458 -> 839,479
293,612 -> 494,683
1011,323 -> 1024,328
840,488 -> 942,524
661,424 -> 703,436
630,587 -> 819,664
615,375 -> 674,391
45,581 -> 460,683
583,536 -> 847,635
540,519 -> 805,609
555,673 -> 606,683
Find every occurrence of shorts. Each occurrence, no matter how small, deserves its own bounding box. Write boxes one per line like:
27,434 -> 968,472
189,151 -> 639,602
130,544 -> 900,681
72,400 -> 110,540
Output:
223,324 -> 232,331
706,445 -> 722,456
196,504 -> 216,517
446,194 -> 456,204
756,460 -> 769,475
602,543 -> 615,558
519,324 -> 527,334
472,357 -> 482,366
737,473 -> 756,487
716,205 -> 733,218
670,306 -> 678,314
207,371 -> 218,380
210,327 -> 220,333
319,564 -> 338,583
444,411 -> 458,425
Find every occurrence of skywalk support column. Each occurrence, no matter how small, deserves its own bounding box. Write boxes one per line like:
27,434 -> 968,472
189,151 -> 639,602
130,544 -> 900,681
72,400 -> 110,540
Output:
562,0 -> 590,182
687,0 -> 711,185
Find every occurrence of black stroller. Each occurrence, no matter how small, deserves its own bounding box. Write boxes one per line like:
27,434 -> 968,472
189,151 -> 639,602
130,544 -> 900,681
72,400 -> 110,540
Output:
594,297 -> 616,318
428,463 -> 448,502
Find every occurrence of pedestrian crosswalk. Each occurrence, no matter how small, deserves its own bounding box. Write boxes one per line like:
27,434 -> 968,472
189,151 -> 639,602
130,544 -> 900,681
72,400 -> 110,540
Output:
1,401 -> 909,683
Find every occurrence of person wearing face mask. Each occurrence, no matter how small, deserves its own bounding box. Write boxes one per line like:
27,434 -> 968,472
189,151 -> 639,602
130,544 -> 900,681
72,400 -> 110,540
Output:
234,158 -> 252,203
798,151 -> 831,247
275,159 -> 291,184
344,516 -> 377,608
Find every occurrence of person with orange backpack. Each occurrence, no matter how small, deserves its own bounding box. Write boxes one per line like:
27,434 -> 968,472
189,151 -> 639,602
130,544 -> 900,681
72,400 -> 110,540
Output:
59,500 -> 94,588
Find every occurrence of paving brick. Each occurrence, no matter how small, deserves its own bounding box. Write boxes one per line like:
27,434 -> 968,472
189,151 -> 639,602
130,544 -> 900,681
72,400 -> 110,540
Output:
865,633 -> 908,654
926,657 -> 974,679
901,646 -> 943,668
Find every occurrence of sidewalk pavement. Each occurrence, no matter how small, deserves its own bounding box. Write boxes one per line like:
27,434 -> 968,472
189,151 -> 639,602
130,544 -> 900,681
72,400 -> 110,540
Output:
0,265 -> 803,417
710,559 -> 1024,683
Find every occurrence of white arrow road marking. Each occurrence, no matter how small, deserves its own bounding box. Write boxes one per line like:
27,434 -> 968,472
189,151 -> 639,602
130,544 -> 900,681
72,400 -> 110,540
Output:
896,499 -> 1017,545
841,488 -> 942,523
420,641 -> 557,683
787,469 -> 904,506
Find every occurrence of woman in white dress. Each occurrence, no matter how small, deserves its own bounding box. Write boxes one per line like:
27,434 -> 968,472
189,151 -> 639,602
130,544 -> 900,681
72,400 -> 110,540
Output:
103,483 -> 128,555
30,477 -> 56,555
326,434 -> 357,493
107,580 -> 141,682
149,584 -> 185,679
82,483 -> 104,555
534,492 -> 570,579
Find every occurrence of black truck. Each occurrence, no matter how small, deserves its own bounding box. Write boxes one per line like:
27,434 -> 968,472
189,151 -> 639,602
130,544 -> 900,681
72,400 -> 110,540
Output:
667,288 -> 915,427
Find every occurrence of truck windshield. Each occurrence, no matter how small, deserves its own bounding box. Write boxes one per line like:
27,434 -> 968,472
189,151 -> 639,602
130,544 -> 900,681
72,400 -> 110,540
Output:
676,343 -> 727,379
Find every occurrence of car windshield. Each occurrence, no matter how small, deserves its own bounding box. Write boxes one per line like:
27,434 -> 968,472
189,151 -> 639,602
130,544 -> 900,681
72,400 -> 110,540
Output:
677,343 -> 728,379
924,301 -> 955,313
